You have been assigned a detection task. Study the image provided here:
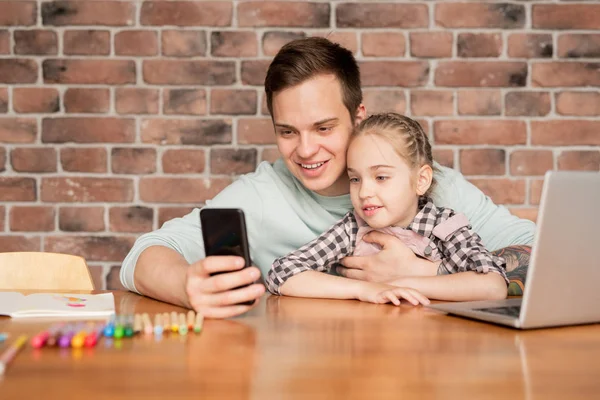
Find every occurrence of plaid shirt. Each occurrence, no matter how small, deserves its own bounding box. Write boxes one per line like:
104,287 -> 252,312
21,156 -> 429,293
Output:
266,197 -> 507,295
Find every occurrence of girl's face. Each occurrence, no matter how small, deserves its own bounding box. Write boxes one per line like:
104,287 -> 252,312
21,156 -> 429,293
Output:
347,134 -> 423,229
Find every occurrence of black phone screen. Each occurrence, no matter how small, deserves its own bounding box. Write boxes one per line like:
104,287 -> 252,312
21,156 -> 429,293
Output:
200,208 -> 252,270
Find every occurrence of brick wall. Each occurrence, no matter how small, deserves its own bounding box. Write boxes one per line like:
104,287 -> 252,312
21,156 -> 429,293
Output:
1,1 -> 599,289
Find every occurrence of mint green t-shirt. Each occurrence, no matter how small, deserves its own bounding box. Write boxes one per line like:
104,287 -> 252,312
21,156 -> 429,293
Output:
120,159 -> 535,293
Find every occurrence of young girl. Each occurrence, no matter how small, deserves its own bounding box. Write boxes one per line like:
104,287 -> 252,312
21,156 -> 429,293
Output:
265,113 -> 508,306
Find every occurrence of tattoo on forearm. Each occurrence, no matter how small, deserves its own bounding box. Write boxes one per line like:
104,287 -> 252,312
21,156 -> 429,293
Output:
493,245 -> 532,296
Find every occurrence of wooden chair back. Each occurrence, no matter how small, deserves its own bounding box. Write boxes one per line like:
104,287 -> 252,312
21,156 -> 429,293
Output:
0,252 -> 95,290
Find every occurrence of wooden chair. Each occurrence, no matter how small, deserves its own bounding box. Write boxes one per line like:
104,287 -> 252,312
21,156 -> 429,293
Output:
0,252 -> 95,290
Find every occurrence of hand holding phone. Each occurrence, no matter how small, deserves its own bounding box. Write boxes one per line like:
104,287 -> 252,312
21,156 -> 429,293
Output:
200,208 -> 255,306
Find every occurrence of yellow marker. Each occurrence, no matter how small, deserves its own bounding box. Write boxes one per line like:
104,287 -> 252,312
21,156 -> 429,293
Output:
71,330 -> 87,348
178,313 -> 188,335
193,312 -> 204,334
187,310 -> 195,330
170,312 -> 179,332
142,313 -> 153,335
0,335 -> 28,375
162,312 -> 170,333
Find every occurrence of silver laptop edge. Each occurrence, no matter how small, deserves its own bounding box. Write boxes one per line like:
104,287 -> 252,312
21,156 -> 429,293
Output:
428,171 -> 600,329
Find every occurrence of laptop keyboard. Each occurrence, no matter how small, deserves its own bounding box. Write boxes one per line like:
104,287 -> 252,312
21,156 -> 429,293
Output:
474,305 -> 521,317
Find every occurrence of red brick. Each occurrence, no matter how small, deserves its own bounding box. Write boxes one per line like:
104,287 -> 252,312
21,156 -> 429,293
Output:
434,120 -> 526,145
162,149 -> 205,174
530,179 -> 544,205
0,178 -> 36,201
141,119 -> 232,145
0,147 -> 5,172
556,92 -> 600,116
0,31 -> 8,54
210,89 -> 257,115
43,60 -> 135,84
141,1 -> 231,26
532,62 -> 600,87
558,151 -> 600,171
531,121 -> 600,146
109,206 -> 153,233
140,177 -> 231,203
211,149 -> 257,175
505,91 -> 551,116
0,59 -> 38,84
457,90 -> 501,116
0,236 -> 40,252
63,30 -> 110,55
162,30 -> 206,57
0,1 -> 37,26
14,30 -> 58,55
10,206 -> 55,232
362,90 -> 406,114
237,119 -> 276,145
360,61 -> 429,87
61,148 -> 107,173
111,148 -> 156,174
433,149 -> 454,169
558,34 -> 600,59
0,88 -> 7,113
410,32 -> 452,58
211,31 -> 258,57
436,3 -> 524,28
457,33 -> 502,58
143,60 -> 235,85
241,60 -> 270,86
59,206 -> 105,232
261,148 -> 281,163
362,33 -> 405,57
42,1 -> 134,26
436,62 -> 527,87
115,88 -> 159,115
508,34 -> 553,58
64,88 -> 109,114
13,88 -> 59,113
460,149 -> 506,176
158,207 -> 195,227
311,32 -> 358,54
87,265 -> 104,290
41,178 -> 133,202
45,236 -> 136,262
262,31 -> 305,56
510,150 -> 553,176
337,3 -> 427,28
42,118 -> 135,143
11,148 -> 57,173
239,2 -> 329,28
0,205 -> 4,230
164,89 -> 206,115
106,266 -> 126,290
508,208 -> 538,223
410,90 -> 453,116
533,4 -> 600,30
0,118 -> 37,143
115,30 -> 158,56
468,178 -> 526,205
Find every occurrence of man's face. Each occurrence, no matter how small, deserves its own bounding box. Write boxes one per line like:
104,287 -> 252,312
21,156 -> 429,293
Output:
272,74 -> 364,197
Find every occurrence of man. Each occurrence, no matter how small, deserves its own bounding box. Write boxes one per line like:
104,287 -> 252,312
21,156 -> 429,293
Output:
121,38 -> 535,318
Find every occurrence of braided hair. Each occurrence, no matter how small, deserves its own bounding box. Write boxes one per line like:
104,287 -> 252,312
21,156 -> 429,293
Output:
353,112 -> 437,196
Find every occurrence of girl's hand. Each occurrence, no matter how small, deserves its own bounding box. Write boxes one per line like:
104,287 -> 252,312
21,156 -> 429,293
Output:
356,282 -> 430,306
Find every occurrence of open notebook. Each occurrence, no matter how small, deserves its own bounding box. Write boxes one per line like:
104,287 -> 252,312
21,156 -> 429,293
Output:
0,292 -> 115,319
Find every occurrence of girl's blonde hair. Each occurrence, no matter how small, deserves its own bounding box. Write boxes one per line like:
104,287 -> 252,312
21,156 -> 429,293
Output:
353,112 -> 437,196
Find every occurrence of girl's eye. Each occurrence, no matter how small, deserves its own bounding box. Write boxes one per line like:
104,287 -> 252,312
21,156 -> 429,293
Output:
376,176 -> 388,181
349,177 -> 359,183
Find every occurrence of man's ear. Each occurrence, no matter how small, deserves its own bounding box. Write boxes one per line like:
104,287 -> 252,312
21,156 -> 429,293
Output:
415,165 -> 433,196
354,104 -> 366,126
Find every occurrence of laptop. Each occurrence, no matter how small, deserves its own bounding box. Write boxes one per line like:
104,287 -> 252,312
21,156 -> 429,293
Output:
427,171 -> 600,329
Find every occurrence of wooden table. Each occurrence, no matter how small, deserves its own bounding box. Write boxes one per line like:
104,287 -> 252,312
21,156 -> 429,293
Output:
1,291 -> 599,399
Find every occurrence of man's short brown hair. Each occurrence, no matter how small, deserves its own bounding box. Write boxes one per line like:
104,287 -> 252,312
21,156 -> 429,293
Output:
264,37 -> 362,120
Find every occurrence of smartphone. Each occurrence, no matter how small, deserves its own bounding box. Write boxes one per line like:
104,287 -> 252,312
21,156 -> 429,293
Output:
200,208 -> 255,305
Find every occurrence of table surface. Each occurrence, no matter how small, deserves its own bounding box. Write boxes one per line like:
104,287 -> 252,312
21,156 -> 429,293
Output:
1,291 -> 599,400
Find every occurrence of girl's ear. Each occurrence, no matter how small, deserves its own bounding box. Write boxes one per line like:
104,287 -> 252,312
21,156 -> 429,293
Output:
415,164 -> 433,196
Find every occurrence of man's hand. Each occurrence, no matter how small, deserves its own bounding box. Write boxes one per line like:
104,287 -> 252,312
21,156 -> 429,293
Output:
185,256 -> 265,319
337,231 -> 438,282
